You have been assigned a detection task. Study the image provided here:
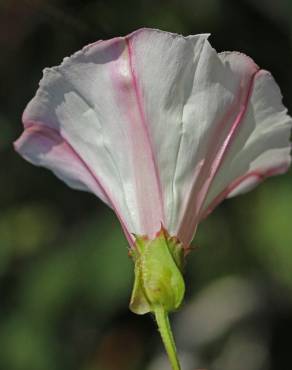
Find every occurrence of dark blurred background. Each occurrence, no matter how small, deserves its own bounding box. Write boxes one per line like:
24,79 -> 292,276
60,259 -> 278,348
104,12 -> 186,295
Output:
1,0 -> 292,369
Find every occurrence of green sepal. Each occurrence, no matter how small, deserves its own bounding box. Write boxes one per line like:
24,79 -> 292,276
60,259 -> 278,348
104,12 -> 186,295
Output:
129,228 -> 185,315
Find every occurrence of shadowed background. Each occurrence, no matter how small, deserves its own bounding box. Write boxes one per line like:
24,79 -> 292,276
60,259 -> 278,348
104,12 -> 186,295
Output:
1,0 -> 292,369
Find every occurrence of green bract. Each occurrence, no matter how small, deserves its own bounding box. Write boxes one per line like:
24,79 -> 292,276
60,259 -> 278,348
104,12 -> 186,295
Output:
129,228 -> 185,314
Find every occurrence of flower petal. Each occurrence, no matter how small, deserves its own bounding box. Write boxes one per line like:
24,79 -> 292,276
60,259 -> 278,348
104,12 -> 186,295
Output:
126,29 -> 209,235
200,57 -> 292,222
14,123 -> 136,245
18,34 -> 169,238
126,30 -> 259,243
16,29 -> 212,239
15,29 -> 291,246
164,47 -> 260,245
14,124 -> 111,204
174,52 -> 291,246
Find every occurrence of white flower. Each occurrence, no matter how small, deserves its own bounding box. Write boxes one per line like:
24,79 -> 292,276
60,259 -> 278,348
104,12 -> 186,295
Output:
14,28 -> 292,247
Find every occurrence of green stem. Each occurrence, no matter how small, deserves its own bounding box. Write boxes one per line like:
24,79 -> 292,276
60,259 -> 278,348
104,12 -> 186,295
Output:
154,306 -> 181,370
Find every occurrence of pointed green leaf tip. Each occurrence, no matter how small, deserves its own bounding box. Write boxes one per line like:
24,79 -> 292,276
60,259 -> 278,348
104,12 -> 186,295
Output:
129,228 -> 185,315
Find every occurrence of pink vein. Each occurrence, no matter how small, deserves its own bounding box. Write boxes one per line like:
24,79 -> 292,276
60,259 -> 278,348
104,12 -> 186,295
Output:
200,70 -> 261,214
178,68 -> 261,245
125,37 -> 165,223
200,163 -> 290,220
20,122 -> 135,245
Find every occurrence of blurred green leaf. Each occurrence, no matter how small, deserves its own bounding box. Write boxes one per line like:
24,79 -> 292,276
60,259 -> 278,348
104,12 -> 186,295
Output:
0,203 -> 60,254
0,315 -> 58,370
248,180 -> 292,286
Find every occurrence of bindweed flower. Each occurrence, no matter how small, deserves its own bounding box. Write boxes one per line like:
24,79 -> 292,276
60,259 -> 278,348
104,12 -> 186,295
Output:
14,29 -> 292,370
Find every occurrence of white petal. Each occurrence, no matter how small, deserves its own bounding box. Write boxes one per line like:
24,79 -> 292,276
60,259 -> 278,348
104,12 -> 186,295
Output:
18,29 -> 211,238
127,30 -> 258,244
14,124 -> 110,205
15,29 -> 291,245
159,47 -> 260,245
200,58 -> 292,220
19,34 -> 167,237
127,30 -> 208,235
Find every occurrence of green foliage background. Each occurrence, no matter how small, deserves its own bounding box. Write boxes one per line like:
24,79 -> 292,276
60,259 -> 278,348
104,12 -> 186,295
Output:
1,1 -> 292,369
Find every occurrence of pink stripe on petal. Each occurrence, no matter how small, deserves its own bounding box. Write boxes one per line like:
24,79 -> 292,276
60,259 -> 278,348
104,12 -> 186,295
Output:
15,123 -> 135,246
200,162 -> 291,220
177,67 -> 260,246
107,37 -> 165,237
126,38 -> 165,217
19,122 -> 112,202
198,70 -> 261,212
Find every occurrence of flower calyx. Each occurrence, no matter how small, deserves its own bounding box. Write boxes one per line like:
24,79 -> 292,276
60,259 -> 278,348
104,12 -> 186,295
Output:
129,227 -> 186,315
